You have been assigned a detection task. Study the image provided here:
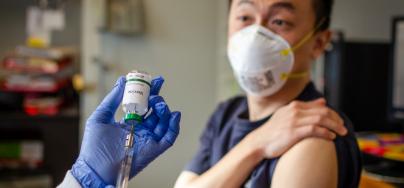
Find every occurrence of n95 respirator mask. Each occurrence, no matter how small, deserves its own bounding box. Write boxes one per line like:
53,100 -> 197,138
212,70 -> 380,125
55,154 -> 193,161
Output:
227,25 -> 296,97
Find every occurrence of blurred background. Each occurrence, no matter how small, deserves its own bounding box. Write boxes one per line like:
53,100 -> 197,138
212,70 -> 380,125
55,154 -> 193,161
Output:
0,0 -> 403,187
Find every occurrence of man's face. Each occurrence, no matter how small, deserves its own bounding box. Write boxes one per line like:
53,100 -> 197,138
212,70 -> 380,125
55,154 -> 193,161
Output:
228,0 -> 330,73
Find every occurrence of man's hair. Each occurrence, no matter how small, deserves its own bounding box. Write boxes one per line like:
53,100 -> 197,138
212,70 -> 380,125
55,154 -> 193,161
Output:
228,0 -> 334,32
313,0 -> 334,31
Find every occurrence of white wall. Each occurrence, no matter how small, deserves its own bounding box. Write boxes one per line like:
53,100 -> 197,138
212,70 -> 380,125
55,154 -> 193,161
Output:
82,0 -> 218,187
332,0 -> 404,42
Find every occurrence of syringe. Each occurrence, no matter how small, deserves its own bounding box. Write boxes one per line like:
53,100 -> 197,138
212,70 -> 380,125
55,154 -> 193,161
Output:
116,70 -> 152,188
116,123 -> 135,188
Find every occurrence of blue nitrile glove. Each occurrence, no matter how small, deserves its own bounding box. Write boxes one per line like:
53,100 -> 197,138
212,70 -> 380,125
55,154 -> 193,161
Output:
70,76 -> 181,188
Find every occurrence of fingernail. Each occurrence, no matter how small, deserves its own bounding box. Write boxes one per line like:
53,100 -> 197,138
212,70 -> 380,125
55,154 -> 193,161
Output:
338,126 -> 347,135
314,98 -> 326,104
343,128 -> 348,135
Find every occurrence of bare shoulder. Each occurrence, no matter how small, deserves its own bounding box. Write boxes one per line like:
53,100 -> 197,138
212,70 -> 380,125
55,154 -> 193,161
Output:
271,138 -> 338,188
285,138 -> 336,156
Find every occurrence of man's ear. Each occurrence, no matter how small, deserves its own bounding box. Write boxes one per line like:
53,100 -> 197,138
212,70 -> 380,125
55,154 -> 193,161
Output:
311,30 -> 332,60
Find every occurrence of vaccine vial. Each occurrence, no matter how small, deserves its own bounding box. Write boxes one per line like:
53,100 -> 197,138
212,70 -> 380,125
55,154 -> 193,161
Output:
122,70 -> 152,122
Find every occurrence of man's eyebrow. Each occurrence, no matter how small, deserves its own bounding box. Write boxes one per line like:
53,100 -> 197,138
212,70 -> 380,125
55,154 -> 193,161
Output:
237,0 -> 255,6
268,2 -> 296,13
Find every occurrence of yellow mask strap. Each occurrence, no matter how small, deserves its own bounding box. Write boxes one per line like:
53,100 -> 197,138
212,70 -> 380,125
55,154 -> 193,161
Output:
280,72 -> 309,81
280,18 -> 327,56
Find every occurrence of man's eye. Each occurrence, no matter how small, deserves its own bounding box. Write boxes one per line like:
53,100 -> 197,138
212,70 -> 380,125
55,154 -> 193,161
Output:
237,16 -> 252,22
272,19 -> 287,26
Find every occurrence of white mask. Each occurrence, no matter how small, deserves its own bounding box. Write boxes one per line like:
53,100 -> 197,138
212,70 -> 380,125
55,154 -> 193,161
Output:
228,25 -> 298,97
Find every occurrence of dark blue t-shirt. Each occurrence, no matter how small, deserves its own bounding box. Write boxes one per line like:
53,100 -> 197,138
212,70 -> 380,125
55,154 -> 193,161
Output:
185,82 -> 362,188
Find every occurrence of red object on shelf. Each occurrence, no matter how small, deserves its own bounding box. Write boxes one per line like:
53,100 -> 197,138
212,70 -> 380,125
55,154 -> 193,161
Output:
24,105 -> 59,116
363,147 -> 387,157
23,96 -> 63,116
25,106 -> 40,116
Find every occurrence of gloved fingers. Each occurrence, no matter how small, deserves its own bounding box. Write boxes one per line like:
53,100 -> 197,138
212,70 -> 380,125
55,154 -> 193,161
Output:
153,102 -> 172,139
160,111 -> 181,145
142,112 -> 159,130
149,95 -> 165,109
88,76 -> 126,124
150,76 -> 164,96
149,95 -> 172,119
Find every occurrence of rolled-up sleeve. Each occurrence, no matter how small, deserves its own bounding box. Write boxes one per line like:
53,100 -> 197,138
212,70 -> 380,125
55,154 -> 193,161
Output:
334,113 -> 362,188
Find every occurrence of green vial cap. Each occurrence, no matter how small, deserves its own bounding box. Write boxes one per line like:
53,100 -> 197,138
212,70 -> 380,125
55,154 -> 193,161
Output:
124,113 -> 143,123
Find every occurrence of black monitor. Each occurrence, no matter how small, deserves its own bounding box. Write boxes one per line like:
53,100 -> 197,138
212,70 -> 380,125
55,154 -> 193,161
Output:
324,34 -> 392,132
388,17 -> 404,124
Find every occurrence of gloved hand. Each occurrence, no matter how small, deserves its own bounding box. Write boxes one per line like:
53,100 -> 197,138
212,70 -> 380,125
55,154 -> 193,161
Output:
70,76 -> 181,188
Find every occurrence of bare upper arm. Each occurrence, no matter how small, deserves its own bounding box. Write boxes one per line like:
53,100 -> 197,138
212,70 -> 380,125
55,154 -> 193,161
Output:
174,171 -> 200,188
271,138 -> 338,188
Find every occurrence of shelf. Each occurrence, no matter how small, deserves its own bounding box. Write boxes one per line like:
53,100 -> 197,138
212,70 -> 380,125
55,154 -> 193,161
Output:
0,105 -> 80,187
